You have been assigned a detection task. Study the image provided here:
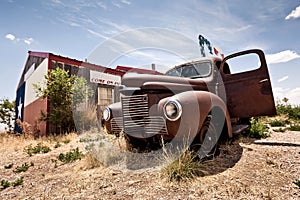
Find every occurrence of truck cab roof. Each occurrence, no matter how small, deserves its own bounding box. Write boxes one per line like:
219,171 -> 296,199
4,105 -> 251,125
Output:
165,56 -> 224,79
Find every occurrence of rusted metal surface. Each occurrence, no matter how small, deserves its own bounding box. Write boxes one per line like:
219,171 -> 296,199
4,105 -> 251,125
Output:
104,49 -> 276,150
220,49 -> 276,118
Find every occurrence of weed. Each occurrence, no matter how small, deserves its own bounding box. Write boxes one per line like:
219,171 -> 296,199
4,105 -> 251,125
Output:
62,138 -> 71,144
79,134 -> 105,143
269,120 -> 289,127
276,103 -> 300,120
161,151 -> 206,182
57,147 -> 84,163
289,124 -> 300,131
24,143 -> 51,156
13,163 -> 31,173
266,160 -> 276,166
4,163 -> 13,169
0,177 -> 24,190
82,153 -> 102,169
246,118 -> 269,139
294,179 -> 300,188
54,142 -> 61,148
11,176 -> 23,187
0,179 -> 10,190
51,159 -> 58,168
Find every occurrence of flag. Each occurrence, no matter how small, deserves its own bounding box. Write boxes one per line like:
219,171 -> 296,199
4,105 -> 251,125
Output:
14,82 -> 26,133
213,46 -> 224,59
214,47 -> 219,56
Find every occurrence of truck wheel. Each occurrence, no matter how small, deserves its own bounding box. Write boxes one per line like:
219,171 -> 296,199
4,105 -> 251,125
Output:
190,115 -> 220,160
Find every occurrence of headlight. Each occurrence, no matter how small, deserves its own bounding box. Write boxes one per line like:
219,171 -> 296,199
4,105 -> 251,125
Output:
163,99 -> 182,121
103,107 -> 111,121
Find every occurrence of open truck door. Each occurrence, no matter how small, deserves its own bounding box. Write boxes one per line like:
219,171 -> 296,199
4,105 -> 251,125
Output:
220,49 -> 276,118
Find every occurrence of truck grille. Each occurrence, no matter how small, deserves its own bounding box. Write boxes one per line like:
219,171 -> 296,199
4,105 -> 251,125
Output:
121,94 -> 167,137
111,117 -> 123,134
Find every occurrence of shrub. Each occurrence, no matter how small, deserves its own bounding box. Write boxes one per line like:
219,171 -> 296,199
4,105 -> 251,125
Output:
73,105 -> 98,133
15,119 -> 41,138
4,163 -> 13,169
54,142 -> 61,148
247,118 -> 269,139
0,177 -> 24,190
294,179 -> 300,188
161,151 -> 205,182
11,177 -> 24,187
269,119 -> 289,127
0,97 -> 15,133
34,68 -> 94,135
57,147 -> 84,163
51,159 -> 58,168
24,143 -> 51,156
62,138 -> 71,144
81,153 -> 102,170
0,180 -> 10,190
289,124 -> 300,131
276,103 -> 300,120
13,162 -> 33,173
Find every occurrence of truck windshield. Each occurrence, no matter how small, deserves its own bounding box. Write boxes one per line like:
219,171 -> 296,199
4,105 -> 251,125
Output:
165,61 -> 212,78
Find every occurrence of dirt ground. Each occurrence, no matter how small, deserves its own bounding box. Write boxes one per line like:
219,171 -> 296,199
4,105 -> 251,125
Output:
0,130 -> 299,200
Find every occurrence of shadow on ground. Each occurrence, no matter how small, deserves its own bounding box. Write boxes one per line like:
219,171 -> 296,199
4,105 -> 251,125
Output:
199,138 -> 244,176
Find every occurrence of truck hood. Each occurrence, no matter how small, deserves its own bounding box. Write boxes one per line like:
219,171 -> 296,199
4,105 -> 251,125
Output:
121,73 -> 209,91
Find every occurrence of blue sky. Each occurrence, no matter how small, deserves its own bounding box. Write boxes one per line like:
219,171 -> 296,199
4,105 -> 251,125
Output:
1,0 -> 300,105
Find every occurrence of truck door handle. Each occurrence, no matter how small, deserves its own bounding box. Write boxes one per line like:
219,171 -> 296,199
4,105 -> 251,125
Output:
259,79 -> 269,83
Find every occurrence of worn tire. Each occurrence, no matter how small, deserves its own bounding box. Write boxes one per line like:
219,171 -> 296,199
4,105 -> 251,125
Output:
190,115 -> 220,160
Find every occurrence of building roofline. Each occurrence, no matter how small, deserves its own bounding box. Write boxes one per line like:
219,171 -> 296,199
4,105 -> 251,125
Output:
27,51 -> 125,75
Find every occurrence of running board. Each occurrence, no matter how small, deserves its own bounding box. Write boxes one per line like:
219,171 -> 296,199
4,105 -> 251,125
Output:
232,124 -> 249,135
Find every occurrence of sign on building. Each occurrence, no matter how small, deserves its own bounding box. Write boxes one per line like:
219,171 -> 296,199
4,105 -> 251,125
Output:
90,70 -> 121,86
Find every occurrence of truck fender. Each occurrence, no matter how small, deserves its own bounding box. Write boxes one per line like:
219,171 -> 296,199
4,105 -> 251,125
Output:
158,91 -> 232,144
104,102 -> 122,134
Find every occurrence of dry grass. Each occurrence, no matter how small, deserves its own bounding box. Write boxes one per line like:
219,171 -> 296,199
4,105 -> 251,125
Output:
0,131 -> 299,199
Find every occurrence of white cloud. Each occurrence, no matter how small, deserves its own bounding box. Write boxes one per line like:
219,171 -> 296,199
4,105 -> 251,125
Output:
87,29 -> 109,39
49,0 -> 65,7
96,2 -> 107,10
70,22 -> 81,27
24,38 -> 33,45
214,25 -> 252,34
112,2 -> 121,8
87,28 -> 200,69
285,5 -> 300,20
265,50 -> 300,64
5,33 -> 34,45
273,87 -> 300,105
121,0 -> 131,5
277,75 -> 288,82
5,33 -> 15,41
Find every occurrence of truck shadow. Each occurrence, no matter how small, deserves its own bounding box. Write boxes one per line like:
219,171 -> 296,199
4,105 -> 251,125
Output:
198,137 -> 244,176
124,137 -> 245,173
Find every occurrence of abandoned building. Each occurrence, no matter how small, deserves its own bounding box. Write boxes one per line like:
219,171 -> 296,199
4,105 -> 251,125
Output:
14,51 -> 159,136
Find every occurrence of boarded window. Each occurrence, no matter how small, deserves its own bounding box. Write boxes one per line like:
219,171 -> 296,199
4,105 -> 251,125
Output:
98,87 -> 113,110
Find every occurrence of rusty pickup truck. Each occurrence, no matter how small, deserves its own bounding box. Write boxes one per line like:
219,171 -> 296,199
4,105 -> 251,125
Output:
102,49 -> 276,157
